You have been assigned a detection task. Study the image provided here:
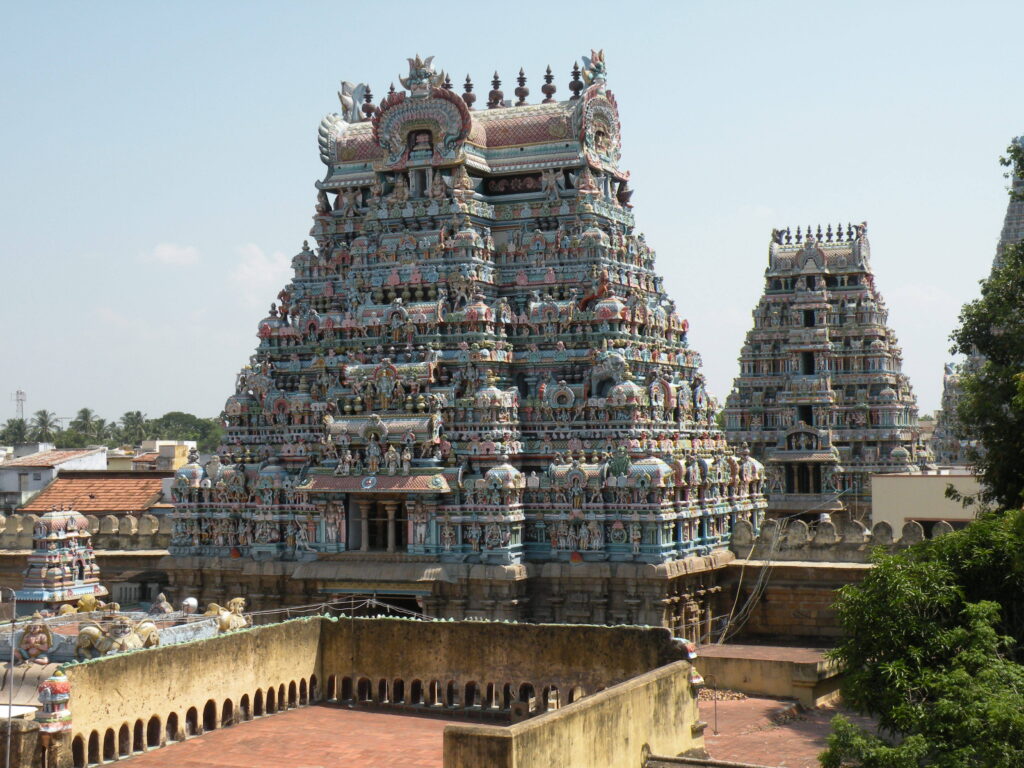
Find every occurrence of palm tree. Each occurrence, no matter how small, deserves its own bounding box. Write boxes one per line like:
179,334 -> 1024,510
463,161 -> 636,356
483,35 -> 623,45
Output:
30,410 -> 61,442
91,418 -> 116,444
120,411 -> 149,445
1,418 -> 28,444
70,407 -> 97,436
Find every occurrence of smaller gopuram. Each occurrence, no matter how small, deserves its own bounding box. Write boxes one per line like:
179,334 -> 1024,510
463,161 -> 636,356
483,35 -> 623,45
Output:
932,363 -> 972,465
724,224 -> 921,522
16,507 -> 108,614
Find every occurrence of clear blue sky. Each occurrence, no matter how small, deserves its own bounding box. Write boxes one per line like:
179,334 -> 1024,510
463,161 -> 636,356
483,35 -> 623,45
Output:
2,0 -> 1021,424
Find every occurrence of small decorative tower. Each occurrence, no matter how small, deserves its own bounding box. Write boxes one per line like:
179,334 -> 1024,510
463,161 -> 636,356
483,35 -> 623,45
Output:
725,223 -> 921,522
36,669 -> 72,737
16,507 -> 108,614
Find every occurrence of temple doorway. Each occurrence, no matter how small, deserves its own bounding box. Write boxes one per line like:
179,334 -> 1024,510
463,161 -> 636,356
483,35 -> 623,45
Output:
348,497 -> 409,552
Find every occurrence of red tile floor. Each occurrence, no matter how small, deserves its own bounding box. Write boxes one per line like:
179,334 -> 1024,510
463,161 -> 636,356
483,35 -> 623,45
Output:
112,697 -> 873,768
117,706 -> 463,768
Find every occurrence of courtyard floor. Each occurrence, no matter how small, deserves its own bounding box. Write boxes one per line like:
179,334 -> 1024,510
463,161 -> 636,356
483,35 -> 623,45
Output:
118,706 -> 459,768
113,696 -> 874,768
699,697 -> 877,767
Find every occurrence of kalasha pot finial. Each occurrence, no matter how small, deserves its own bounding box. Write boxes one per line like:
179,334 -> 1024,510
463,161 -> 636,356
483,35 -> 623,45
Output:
569,62 -> 583,100
462,74 -> 476,108
515,67 -> 529,106
488,71 -> 503,109
542,65 -> 557,103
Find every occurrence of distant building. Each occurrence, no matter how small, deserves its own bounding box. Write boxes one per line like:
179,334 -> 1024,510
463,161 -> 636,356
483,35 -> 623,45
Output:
0,447 -> 107,512
107,441 -> 195,472
17,470 -> 174,518
871,469 -> 980,535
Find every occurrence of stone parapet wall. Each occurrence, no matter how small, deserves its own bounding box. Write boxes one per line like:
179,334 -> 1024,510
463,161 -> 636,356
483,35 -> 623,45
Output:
0,513 -> 171,551
729,517 -> 953,564
444,660 -> 701,768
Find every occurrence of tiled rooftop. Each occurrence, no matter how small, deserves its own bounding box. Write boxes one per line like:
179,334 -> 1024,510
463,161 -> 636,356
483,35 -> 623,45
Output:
19,471 -> 169,513
1,448 -> 105,469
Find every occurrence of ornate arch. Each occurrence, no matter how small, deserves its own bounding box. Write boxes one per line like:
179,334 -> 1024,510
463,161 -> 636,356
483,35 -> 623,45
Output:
372,88 -> 472,168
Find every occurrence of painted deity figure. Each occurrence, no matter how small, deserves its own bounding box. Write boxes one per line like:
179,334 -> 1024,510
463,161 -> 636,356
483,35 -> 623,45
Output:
384,443 -> 400,474
630,522 -> 643,554
16,615 -> 53,665
366,436 -> 382,474
441,522 -> 456,551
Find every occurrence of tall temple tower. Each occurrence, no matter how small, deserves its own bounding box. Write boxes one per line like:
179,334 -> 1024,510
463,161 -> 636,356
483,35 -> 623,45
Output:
724,224 -> 921,522
166,53 -> 766,634
934,135 -> 1024,464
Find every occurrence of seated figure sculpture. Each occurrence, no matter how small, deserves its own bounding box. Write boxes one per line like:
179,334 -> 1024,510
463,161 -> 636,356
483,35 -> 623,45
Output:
15,614 -> 53,665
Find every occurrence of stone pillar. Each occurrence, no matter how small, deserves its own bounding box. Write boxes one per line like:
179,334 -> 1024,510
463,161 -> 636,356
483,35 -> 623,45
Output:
358,501 -> 372,552
384,501 -> 398,553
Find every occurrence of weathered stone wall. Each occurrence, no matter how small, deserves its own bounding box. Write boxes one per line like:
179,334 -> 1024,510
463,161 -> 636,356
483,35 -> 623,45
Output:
320,618 -> 689,701
62,618 -> 322,767
444,660 -> 702,768
719,561 -> 870,640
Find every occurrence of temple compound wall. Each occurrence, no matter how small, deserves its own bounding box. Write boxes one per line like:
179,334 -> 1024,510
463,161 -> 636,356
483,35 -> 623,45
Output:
50,617 -> 702,768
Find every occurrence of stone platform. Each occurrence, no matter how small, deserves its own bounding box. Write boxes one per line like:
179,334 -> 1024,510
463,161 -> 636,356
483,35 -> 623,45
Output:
695,644 -> 842,707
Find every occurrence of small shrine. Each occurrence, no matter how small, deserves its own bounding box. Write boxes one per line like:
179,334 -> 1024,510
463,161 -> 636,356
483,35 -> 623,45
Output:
36,669 -> 72,737
16,507 -> 108,615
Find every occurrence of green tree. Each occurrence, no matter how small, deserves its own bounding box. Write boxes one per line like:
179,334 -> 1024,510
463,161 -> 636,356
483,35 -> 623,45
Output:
950,242 -> 1024,507
0,418 -> 29,444
69,407 -> 96,436
821,511 -> 1024,767
119,410 -> 149,445
147,411 -> 223,453
91,418 -> 117,443
29,409 -> 61,442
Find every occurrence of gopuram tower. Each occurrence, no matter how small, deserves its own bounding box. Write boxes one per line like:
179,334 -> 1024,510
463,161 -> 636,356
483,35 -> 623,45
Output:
934,135 -> 1024,464
167,53 -> 766,635
724,224 -> 920,523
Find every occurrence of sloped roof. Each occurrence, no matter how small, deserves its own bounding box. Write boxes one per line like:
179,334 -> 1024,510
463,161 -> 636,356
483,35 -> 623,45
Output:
2,448 -> 105,469
18,471 -> 171,513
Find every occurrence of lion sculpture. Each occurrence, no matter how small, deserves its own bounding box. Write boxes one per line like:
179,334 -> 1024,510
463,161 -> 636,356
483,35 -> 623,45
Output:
75,616 -> 160,659
203,597 -> 251,632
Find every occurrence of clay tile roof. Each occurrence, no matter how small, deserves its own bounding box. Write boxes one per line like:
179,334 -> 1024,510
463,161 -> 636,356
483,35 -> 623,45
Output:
1,448 -> 105,469
18,471 -> 170,513
131,452 -> 159,463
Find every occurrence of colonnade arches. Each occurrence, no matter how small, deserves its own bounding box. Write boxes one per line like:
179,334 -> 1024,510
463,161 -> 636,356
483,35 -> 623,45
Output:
69,673 -> 322,767
321,672 -> 585,716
